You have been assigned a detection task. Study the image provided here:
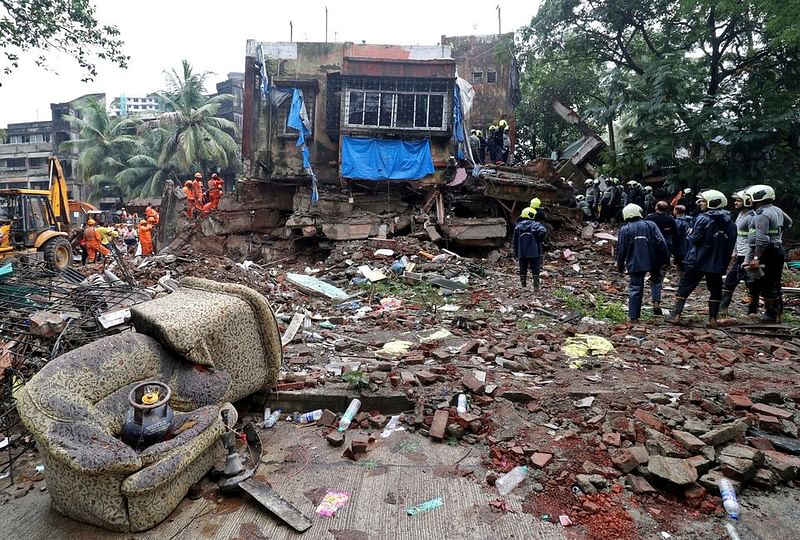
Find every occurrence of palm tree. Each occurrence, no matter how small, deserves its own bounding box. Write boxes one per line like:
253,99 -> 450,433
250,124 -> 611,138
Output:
138,60 -> 239,195
59,99 -> 142,200
0,128 -> 6,143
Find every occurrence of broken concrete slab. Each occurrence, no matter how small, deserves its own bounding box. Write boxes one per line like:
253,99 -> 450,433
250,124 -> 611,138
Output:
647,456 -> 698,487
286,273 -> 350,302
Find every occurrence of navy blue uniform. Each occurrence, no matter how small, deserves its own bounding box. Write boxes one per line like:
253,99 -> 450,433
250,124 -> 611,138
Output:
645,212 -> 678,259
673,215 -> 692,267
676,209 -> 737,304
616,218 -> 669,320
513,218 -> 548,286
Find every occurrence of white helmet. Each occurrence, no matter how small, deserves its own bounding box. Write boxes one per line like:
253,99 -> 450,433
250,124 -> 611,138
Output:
575,194 -> 585,201
622,203 -> 643,221
593,179 -> 600,185
732,190 -> 752,207
744,184 -> 775,203
644,186 -> 653,192
697,189 -> 727,209
585,178 -> 594,185
683,187 -> 692,195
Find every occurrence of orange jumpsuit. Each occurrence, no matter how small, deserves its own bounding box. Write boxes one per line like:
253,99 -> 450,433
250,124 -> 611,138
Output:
183,185 -> 195,218
138,222 -> 154,256
83,225 -> 110,263
208,177 -> 223,210
192,179 -> 204,211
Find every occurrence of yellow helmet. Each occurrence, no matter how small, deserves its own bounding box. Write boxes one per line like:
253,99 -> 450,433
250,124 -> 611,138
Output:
87,219 -> 96,226
520,207 -> 537,219
476,129 -> 482,138
498,119 -> 508,128
529,197 -> 542,209
488,125 -> 497,132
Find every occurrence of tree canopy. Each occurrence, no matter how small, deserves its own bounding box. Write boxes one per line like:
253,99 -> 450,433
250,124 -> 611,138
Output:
0,0 -> 128,85
517,0 -> 800,197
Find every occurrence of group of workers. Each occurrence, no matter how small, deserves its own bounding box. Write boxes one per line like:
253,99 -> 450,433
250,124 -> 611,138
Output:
577,178 -> 664,223
74,202 -> 161,264
469,119 -> 511,165
183,172 -> 224,218
615,184 -> 791,326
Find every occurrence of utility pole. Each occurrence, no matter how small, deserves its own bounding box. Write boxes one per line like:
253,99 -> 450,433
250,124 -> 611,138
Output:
496,5 -> 501,35
290,21 -> 293,42
325,6 -> 328,43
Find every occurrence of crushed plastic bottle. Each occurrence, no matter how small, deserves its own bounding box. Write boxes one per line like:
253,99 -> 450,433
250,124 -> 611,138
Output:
296,409 -> 323,424
718,477 -> 740,519
456,394 -> 468,415
495,465 -> 528,496
263,409 -> 281,428
338,399 -> 362,431
381,415 -> 401,438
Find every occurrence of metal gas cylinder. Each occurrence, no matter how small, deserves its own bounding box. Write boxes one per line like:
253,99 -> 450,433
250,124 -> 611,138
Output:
121,381 -> 174,450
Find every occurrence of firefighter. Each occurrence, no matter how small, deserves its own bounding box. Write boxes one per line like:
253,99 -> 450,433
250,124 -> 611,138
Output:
644,186 -> 657,215
84,218 -> 110,263
719,190 -> 756,318
487,125 -> 498,163
666,190 -> 737,328
513,207 -> 548,291
743,184 -> 793,322
616,204 -> 670,321
183,180 -> 195,218
138,217 -> 155,257
145,203 -> 160,225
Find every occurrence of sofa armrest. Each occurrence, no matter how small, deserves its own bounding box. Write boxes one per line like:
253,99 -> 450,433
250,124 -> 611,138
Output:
44,421 -> 142,475
121,407 -> 224,495
137,405 -> 222,467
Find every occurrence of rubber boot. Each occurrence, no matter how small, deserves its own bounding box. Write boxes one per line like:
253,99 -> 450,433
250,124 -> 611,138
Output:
652,301 -> 662,316
666,298 -> 686,325
520,276 -> 527,288
747,295 -> 759,316
708,300 -> 720,328
533,275 -> 540,292
761,298 -> 780,323
718,290 -> 733,319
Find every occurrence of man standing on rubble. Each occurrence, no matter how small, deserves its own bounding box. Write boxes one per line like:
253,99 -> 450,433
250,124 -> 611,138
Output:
138,217 -> 155,257
627,181 -> 645,208
192,173 -> 205,213
208,173 -> 224,210
183,180 -> 196,218
646,201 -> 677,259
584,179 -> 599,220
477,129 -> 487,164
719,190 -> 756,318
743,184 -> 792,322
616,204 -> 669,321
513,207 -> 548,292
644,186 -> 657,215
672,205 -> 692,271
83,218 -> 109,264
666,190 -> 737,328
599,178 -> 619,223
487,125 -> 497,163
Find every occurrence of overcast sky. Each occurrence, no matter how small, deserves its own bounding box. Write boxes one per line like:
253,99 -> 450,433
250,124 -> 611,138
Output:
0,1 -> 540,127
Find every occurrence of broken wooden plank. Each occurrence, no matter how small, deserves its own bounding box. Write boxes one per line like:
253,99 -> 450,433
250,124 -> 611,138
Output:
286,273 -> 350,302
281,312 -> 305,347
240,479 -> 313,532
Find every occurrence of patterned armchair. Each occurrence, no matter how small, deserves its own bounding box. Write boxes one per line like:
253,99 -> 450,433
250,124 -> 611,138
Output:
16,279 -> 282,532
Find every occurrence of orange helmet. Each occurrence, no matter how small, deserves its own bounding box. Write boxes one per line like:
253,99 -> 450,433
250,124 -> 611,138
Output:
147,216 -> 156,223
194,172 -> 202,179
184,180 -> 192,187
87,219 -> 96,226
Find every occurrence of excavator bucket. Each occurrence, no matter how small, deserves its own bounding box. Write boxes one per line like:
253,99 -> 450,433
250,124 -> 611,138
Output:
48,156 -> 71,229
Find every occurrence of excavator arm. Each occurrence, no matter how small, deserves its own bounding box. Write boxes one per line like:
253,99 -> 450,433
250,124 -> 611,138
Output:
48,156 -> 71,230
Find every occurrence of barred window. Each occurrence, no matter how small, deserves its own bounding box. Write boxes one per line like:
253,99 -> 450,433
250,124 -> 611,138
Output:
472,69 -> 483,84
344,78 -> 449,131
276,89 -> 317,139
487,69 -> 497,83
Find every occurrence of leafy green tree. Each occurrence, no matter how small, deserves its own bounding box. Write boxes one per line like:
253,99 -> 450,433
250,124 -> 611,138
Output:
59,98 -> 141,201
0,0 -> 127,85
521,0 -> 800,198
137,60 -> 238,195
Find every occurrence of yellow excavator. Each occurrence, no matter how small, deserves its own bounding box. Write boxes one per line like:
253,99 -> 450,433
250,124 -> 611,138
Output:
0,156 -> 73,271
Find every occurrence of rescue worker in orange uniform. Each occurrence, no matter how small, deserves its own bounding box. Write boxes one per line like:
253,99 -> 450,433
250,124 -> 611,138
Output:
145,203 -> 160,225
138,217 -> 155,256
83,218 -> 110,263
208,173 -> 223,210
192,173 -> 205,212
183,180 -> 196,218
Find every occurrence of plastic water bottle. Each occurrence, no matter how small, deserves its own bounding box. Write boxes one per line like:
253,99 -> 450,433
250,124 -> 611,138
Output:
719,478 -> 740,519
456,394 -> 468,415
296,409 -> 323,424
338,399 -> 362,431
496,465 -> 528,496
263,409 -> 281,428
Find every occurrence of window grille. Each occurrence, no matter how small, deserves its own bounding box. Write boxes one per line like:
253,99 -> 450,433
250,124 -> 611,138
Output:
343,77 -> 449,131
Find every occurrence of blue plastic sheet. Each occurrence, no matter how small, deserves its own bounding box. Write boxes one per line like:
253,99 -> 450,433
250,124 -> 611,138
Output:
341,136 -> 434,181
286,89 -> 319,203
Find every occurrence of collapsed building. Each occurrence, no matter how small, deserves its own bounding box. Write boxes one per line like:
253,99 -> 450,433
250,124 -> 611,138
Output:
166,36 -> 589,255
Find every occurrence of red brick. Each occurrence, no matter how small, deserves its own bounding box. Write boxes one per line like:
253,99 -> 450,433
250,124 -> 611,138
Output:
749,437 -> 775,451
602,432 -> 621,447
430,410 -> 449,441
751,403 -> 793,420
611,449 -> 639,473
763,450 -> 800,480
530,452 -> 553,468
725,394 -> 753,409
462,374 -> 485,394
459,340 -> 480,354
672,430 -> 707,452
634,408 -> 664,431
415,371 -> 437,385
274,381 -> 305,391
757,414 -> 782,431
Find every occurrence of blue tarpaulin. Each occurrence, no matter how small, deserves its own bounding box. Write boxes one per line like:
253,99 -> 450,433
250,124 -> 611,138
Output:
286,88 -> 319,203
341,137 -> 434,181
